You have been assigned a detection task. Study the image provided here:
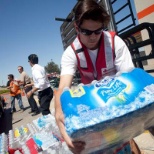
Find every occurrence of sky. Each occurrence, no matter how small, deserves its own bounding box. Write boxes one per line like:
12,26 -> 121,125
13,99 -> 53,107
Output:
0,0 -> 77,85
0,0 -> 137,86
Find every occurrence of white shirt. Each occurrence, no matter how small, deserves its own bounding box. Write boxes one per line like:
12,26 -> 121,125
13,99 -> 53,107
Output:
60,35 -> 134,76
32,64 -> 50,91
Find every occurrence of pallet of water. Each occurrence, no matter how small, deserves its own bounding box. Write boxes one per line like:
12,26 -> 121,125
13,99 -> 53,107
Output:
5,114 -> 72,154
60,68 -> 154,154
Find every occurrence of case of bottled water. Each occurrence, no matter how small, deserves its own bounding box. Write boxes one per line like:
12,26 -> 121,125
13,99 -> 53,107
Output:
60,68 -> 154,153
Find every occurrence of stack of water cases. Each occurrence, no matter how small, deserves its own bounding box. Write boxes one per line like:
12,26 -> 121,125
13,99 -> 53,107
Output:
60,68 -> 154,154
0,133 -> 8,154
2,113 -> 73,154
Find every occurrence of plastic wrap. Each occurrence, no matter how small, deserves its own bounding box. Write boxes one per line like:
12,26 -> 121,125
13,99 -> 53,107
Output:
60,68 -> 154,153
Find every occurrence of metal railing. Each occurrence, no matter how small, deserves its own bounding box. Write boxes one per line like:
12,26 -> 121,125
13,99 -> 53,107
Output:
110,0 -> 136,34
120,22 -> 154,73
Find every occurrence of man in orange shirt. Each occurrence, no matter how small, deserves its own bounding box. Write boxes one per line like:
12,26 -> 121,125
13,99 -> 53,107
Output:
7,74 -> 25,113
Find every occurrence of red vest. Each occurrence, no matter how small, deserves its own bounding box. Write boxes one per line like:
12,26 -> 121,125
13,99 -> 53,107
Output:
71,31 -> 116,84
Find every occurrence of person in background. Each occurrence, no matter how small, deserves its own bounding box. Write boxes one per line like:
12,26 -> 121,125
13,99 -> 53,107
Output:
17,66 -> 40,116
6,79 -> 11,88
55,0 -> 136,153
26,54 -> 53,116
7,74 -> 25,113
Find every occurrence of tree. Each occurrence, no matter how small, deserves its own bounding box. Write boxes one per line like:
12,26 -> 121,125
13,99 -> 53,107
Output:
44,59 -> 60,74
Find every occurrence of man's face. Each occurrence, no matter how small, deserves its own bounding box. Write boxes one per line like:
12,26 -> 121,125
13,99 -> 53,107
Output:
76,20 -> 103,50
8,76 -> 12,81
18,67 -> 23,73
28,60 -> 33,67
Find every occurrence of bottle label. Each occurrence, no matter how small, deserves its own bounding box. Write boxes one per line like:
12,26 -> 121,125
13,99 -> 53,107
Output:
97,80 -> 126,103
70,86 -> 85,97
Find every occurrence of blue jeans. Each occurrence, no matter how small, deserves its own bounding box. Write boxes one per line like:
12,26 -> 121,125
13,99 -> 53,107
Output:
10,94 -> 24,111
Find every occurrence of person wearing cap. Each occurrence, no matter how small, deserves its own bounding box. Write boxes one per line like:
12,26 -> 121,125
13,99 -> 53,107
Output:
17,66 -> 40,116
26,54 -> 53,116
55,0 -> 135,153
7,74 -> 25,113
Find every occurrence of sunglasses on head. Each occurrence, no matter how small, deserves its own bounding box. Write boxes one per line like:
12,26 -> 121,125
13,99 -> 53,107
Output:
78,26 -> 103,36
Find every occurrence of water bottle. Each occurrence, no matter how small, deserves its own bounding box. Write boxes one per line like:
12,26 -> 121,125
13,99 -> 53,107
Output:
0,133 -> 8,154
14,150 -> 22,154
27,123 -> 36,135
8,130 -> 15,149
22,145 -> 31,154
61,142 -> 73,154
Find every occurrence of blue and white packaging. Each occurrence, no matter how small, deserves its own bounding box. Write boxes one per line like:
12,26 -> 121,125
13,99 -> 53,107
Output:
33,114 -> 55,130
60,68 -> 154,153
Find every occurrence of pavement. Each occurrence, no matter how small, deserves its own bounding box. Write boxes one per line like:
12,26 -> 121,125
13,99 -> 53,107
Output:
0,92 -> 55,133
1,92 -> 154,153
11,95 -> 55,129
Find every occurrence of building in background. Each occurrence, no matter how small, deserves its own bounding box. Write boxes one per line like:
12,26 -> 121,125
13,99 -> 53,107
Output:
133,0 -> 154,76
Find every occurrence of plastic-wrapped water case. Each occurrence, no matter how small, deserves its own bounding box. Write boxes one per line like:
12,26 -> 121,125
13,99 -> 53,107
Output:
60,68 -> 154,154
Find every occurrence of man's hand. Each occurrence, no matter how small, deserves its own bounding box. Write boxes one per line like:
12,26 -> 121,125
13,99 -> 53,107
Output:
71,140 -> 86,154
55,75 -> 85,153
26,90 -> 32,98
24,84 -> 31,89
7,86 -> 12,89
55,110 -> 85,154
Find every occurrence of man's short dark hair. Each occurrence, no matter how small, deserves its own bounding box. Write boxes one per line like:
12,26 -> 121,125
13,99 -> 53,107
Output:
74,0 -> 110,27
8,74 -> 14,79
18,66 -> 23,70
28,54 -> 38,64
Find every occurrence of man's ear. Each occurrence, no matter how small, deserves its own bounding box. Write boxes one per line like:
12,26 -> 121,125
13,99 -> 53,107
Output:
74,22 -> 79,34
